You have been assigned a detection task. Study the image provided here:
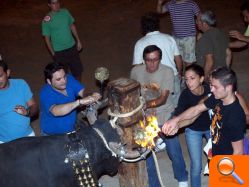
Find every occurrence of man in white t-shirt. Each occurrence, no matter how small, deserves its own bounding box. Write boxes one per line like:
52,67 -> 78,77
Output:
133,12 -> 183,107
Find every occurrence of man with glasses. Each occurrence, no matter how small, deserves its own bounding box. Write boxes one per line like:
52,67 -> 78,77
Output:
133,12 -> 182,107
42,0 -> 83,81
130,45 -> 188,187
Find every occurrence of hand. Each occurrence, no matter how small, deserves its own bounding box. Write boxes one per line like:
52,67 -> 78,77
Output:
79,93 -> 101,105
77,41 -> 82,51
91,92 -> 102,101
14,105 -> 29,116
229,30 -> 244,40
161,118 -> 179,136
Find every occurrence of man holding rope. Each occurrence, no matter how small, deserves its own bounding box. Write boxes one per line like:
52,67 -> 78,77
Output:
130,45 -> 188,187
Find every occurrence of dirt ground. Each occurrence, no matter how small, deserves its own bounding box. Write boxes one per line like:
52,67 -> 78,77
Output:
0,0 -> 249,186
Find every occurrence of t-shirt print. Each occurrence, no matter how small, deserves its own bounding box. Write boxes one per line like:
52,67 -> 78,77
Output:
210,103 -> 222,145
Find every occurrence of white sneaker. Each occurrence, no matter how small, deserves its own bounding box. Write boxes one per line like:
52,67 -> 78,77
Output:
154,138 -> 166,152
179,181 -> 188,187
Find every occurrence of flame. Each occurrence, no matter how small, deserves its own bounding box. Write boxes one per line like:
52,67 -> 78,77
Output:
135,116 -> 161,149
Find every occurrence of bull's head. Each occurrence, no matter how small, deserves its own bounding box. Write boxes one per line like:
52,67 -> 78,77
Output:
88,118 -> 151,164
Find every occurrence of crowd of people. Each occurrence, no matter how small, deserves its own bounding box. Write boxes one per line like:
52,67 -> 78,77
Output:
131,1 -> 249,187
1,0 -> 249,187
0,0 -> 100,143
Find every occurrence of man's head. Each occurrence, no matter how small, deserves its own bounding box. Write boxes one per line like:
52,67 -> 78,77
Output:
44,62 -> 67,91
196,10 -> 216,32
141,12 -> 160,35
143,45 -> 162,73
48,0 -> 60,12
240,2 -> 249,24
0,60 -> 10,89
209,67 -> 237,99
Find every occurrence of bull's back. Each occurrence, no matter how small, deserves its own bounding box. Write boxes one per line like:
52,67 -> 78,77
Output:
0,135 -> 77,187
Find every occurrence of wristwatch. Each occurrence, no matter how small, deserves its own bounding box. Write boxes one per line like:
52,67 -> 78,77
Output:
26,108 -> 30,117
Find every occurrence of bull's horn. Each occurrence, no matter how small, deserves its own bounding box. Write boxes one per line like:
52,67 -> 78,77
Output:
115,126 -> 124,136
109,142 -> 150,160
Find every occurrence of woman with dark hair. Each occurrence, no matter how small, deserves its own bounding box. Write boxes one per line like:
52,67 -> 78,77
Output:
174,64 -> 211,187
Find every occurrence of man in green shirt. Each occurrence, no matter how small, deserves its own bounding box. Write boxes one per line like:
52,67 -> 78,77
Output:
42,0 -> 83,81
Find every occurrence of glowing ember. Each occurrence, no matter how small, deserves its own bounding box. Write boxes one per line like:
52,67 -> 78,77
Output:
134,116 -> 161,149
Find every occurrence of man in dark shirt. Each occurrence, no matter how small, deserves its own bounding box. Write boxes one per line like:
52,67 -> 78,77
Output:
196,11 -> 231,81
162,67 -> 246,156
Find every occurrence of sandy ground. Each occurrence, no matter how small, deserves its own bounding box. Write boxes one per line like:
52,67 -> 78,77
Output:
0,0 -> 249,186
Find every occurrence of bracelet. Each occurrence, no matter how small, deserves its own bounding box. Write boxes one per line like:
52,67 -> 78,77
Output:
151,101 -> 156,107
77,99 -> 81,106
26,108 -> 30,117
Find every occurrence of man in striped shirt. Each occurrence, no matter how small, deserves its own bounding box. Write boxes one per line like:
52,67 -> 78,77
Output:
157,0 -> 200,67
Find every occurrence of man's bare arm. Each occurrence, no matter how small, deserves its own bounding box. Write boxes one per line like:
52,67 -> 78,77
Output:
229,40 -> 248,48
236,92 -> 249,124
204,54 -> 214,81
162,103 -> 207,135
232,139 -> 244,155
14,97 -> 39,117
44,36 -> 54,56
174,55 -> 183,78
146,90 -> 169,109
26,97 -> 39,117
50,94 -> 100,116
226,48 -> 232,68
157,0 -> 167,14
71,24 -> 82,51
229,30 -> 249,43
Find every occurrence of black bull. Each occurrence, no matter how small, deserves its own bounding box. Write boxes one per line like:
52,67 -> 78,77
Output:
0,119 -> 120,187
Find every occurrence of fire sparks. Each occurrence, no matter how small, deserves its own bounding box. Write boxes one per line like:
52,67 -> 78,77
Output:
134,116 -> 161,149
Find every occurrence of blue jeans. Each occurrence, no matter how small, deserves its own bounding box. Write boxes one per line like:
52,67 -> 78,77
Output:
146,134 -> 188,187
185,128 -> 210,187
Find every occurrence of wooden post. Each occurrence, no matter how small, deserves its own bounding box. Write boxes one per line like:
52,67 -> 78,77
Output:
107,78 -> 149,187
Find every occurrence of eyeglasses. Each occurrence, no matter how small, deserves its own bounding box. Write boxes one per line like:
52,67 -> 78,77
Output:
144,58 -> 160,63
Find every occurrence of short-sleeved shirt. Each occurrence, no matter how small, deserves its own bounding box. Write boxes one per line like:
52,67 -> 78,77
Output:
162,0 -> 200,38
204,95 -> 246,156
132,31 -> 180,76
174,84 -> 211,131
130,64 -> 175,125
0,79 -> 33,142
196,28 -> 229,68
42,8 -> 75,52
39,74 -> 84,134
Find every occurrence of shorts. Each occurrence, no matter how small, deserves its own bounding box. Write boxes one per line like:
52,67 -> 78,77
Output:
175,36 -> 196,64
54,45 -> 83,78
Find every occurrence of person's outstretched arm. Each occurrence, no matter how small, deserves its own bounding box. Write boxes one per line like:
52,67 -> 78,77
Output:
71,24 -> 82,51
162,103 -> 207,135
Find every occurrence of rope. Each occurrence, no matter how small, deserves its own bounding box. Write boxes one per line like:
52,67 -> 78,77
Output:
93,127 -> 117,157
108,97 -> 145,128
152,151 -> 165,187
107,97 -> 145,118
93,127 -> 151,163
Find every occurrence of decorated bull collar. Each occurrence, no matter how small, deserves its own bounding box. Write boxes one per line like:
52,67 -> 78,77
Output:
64,131 -> 102,187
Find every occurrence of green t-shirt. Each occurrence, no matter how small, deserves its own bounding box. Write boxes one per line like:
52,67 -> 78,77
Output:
42,8 -> 75,52
244,25 -> 249,37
